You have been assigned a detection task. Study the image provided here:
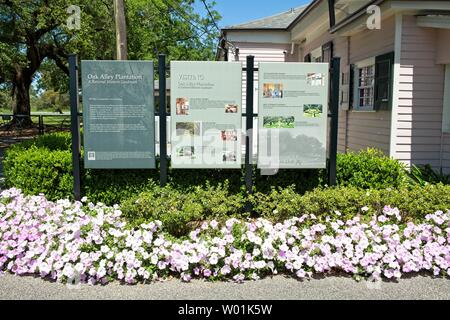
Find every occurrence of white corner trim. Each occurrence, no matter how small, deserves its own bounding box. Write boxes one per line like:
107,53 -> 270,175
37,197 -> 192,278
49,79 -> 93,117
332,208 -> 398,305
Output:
389,14 -> 403,159
443,65 -> 450,133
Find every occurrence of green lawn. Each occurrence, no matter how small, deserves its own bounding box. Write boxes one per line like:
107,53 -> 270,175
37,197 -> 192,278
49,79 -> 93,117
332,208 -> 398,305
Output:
263,116 -> 295,129
0,107 -> 71,129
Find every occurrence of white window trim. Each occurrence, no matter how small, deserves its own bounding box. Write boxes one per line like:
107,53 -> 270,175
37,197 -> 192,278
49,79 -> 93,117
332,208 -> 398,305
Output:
311,46 -> 322,62
443,64 -> 450,133
353,57 -> 376,112
355,57 -> 375,69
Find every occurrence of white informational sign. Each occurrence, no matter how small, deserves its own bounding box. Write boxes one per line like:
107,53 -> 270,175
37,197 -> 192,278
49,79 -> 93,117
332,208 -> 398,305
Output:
258,62 -> 329,169
170,61 -> 243,169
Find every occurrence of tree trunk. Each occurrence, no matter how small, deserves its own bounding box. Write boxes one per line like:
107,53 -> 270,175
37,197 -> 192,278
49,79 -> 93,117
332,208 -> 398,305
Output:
11,66 -> 33,127
114,0 -> 128,60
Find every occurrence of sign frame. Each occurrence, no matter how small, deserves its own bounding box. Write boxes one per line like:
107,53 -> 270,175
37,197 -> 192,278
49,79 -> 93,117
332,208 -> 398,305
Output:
81,60 -> 156,170
170,61 -> 243,169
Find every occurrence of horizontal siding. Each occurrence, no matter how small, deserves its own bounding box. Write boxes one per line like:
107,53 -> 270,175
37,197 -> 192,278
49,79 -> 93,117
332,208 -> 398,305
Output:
335,37 -> 349,154
303,33 -> 349,154
232,42 -> 291,65
344,16 -> 395,155
346,110 -> 391,154
299,17 -> 395,155
229,42 -> 291,113
394,15 -> 446,172
350,16 -> 395,63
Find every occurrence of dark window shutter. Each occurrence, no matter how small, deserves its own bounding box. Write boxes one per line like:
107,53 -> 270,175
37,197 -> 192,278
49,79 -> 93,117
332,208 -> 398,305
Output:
304,53 -> 312,62
322,41 -> 334,63
374,52 -> 395,110
349,64 -> 355,109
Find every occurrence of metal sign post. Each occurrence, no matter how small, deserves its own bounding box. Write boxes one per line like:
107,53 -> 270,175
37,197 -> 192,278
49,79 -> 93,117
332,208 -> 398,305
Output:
245,55 -> 255,212
328,57 -> 341,186
68,54 -> 82,201
159,54 -> 168,187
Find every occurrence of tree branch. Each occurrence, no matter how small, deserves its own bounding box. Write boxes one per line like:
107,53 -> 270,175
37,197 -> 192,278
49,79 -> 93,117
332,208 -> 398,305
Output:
45,46 -> 69,75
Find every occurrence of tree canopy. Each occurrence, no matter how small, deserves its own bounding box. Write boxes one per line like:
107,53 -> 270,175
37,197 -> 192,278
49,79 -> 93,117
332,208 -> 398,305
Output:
0,0 -> 221,121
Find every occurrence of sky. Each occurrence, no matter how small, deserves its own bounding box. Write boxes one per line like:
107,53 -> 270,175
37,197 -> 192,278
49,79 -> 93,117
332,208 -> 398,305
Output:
194,0 -> 311,28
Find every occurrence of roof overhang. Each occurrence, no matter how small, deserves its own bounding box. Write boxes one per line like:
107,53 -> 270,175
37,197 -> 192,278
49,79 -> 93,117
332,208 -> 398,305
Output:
221,28 -> 287,32
389,1 -> 450,11
329,0 -> 385,34
417,15 -> 450,29
290,1 -> 330,43
330,0 -> 450,36
287,0 -> 324,31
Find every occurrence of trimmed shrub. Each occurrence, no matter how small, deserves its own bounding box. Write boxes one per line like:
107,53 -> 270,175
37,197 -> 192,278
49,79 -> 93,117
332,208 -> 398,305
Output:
10,131 -> 72,151
3,133 -> 326,203
3,146 -> 73,200
3,133 -> 424,206
250,184 -> 450,222
82,169 -> 158,205
121,182 -> 246,237
336,148 -> 408,189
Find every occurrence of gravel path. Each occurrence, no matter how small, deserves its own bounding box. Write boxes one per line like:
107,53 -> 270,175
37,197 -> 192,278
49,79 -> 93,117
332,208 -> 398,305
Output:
0,273 -> 449,300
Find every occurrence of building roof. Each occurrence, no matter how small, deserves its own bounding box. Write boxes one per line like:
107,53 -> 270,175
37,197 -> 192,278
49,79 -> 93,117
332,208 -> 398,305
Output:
222,5 -> 308,31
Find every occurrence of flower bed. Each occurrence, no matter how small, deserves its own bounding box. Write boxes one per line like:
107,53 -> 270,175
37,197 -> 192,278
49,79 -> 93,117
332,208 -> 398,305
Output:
0,188 -> 449,284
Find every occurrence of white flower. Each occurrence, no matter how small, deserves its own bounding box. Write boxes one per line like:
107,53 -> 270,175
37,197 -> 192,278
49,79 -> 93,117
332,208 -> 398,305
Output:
151,255 -> 159,265
74,263 -> 84,274
62,264 -> 75,279
38,262 -> 51,274
101,245 -> 110,254
209,254 -> 219,265
293,260 -> 302,270
210,220 -> 219,229
97,266 -> 107,278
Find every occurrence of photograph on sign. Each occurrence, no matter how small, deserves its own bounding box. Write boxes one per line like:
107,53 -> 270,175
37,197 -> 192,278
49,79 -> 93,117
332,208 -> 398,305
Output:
81,61 -> 155,169
170,61 -> 243,169
258,62 -> 329,169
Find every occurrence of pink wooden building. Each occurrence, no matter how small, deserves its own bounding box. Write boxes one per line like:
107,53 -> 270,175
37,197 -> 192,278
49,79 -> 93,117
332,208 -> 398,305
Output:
218,0 -> 450,173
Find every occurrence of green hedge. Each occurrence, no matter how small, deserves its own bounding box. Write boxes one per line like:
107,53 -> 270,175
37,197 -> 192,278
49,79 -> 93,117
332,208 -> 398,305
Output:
250,183 -> 450,222
121,182 -> 246,237
4,132 -> 450,237
121,183 -> 450,237
336,148 -> 407,189
4,132 -> 409,204
4,146 -> 73,200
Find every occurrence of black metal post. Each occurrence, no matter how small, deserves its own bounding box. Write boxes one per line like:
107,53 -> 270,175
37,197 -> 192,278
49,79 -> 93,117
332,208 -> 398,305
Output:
328,0 -> 336,28
245,56 -> 255,212
38,116 -> 43,135
158,55 -> 168,187
69,54 -> 82,201
328,57 -> 341,186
